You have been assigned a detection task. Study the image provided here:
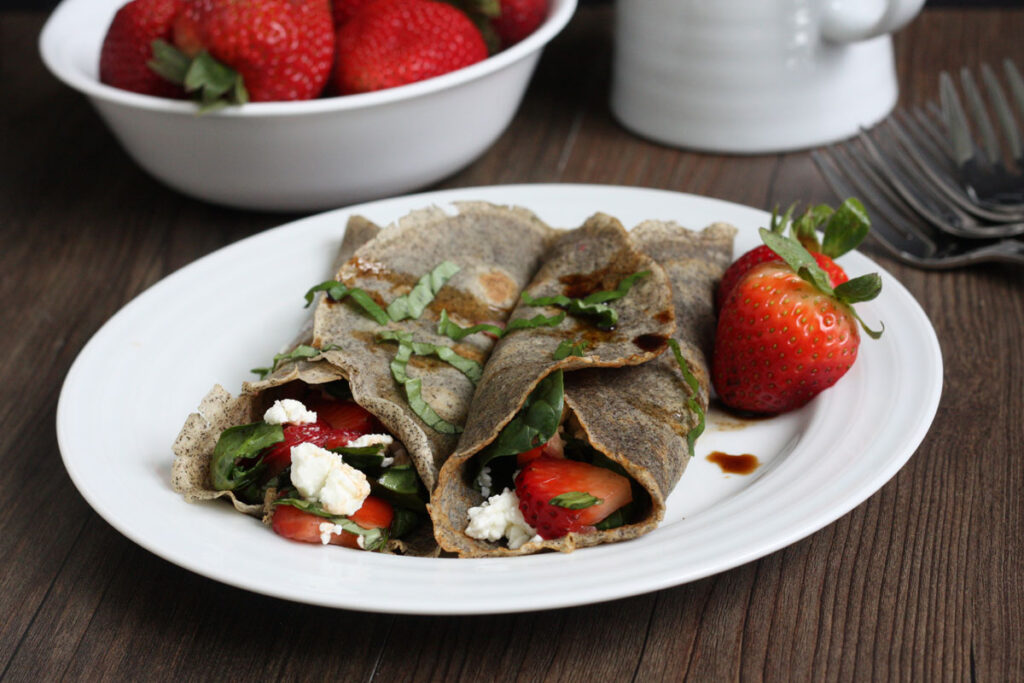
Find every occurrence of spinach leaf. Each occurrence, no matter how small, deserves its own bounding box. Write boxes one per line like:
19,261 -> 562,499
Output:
553,339 -> 588,360
331,444 -> 387,470
378,330 -> 482,384
386,261 -> 460,321
388,342 -> 463,434
251,343 -> 343,379
389,507 -> 422,539
477,370 -> 563,468
436,309 -> 565,341
667,339 -> 705,458
303,280 -> 389,325
520,270 -> 650,331
210,422 -> 283,491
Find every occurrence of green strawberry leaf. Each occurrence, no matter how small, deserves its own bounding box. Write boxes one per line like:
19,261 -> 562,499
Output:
834,273 -> 882,304
386,261 -> 460,322
791,205 -> 834,252
210,422 -> 283,491
820,198 -> 870,258
759,228 -> 836,295
768,203 -> 797,235
550,491 -> 602,510
148,39 -> 190,84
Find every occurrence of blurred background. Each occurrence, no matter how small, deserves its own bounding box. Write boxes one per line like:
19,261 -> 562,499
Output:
4,0 -> 1020,8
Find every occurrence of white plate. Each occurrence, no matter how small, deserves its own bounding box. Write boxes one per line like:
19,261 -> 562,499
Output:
56,184 -> 942,615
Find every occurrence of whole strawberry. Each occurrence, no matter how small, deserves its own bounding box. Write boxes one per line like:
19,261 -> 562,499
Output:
154,0 -> 334,105
334,0 -> 489,95
331,0 -> 372,26
716,199 -> 869,310
712,225 -> 883,415
492,0 -> 547,48
99,0 -> 185,98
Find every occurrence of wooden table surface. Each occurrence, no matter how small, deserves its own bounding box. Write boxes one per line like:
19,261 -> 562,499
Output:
3,6 -> 1023,681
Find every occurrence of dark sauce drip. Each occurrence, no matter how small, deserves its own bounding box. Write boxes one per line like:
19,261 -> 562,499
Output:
654,310 -> 673,324
707,451 -> 760,475
633,333 -> 668,352
559,264 -> 623,299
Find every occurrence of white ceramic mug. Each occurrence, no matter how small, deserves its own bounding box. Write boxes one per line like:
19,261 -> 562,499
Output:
610,0 -> 926,154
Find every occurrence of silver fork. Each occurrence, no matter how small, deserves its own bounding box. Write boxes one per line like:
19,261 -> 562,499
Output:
811,146 -> 1024,268
939,60 -> 1024,208
853,125 -> 1024,238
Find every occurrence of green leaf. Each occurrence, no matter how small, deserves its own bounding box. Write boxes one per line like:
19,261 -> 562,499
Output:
520,271 -> 650,331
820,198 -> 870,258
182,50 -> 248,111
386,261 -> 461,322
550,491 -> 602,509
553,339 -> 588,360
389,507 -> 422,539
834,273 -> 883,304
376,464 -> 421,495
273,498 -> 389,551
478,370 -> 564,467
250,343 -> 342,379
210,422 -> 283,491
147,39 -> 190,85
791,205 -> 833,252
378,330 -> 483,384
759,228 -> 835,296
322,380 -> 353,401
330,444 -> 387,470
768,203 -> 797,235
667,339 -> 705,458
304,280 -> 390,325
594,503 -> 633,530
436,309 -> 567,341
388,341 -> 463,434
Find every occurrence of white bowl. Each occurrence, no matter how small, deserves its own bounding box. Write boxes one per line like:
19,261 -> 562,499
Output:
39,0 -> 576,211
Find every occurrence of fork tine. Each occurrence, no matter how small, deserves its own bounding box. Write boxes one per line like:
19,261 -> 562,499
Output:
960,67 -> 1002,164
913,104 -> 955,160
1005,60 -> 1024,121
811,147 -> 937,258
981,63 -> 1022,162
940,71 -> 976,165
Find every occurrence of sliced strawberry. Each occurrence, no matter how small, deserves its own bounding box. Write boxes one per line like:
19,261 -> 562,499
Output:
516,431 -> 566,467
515,456 -> 632,540
271,496 -> 394,548
310,399 -> 380,434
260,422 -> 360,475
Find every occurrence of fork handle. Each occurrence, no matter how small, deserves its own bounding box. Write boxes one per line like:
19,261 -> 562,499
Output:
821,0 -> 926,42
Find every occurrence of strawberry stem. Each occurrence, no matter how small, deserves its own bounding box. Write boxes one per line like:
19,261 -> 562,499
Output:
148,39 -> 248,111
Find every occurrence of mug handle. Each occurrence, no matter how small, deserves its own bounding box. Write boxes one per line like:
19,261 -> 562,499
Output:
820,0 -> 926,43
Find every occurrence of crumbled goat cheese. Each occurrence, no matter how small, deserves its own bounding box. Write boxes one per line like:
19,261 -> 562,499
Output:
291,442 -> 370,515
475,466 -> 493,498
318,521 -> 344,545
465,488 -> 538,549
345,433 -> 394,449
357,535 -> 366,549
263,399 -> 317,425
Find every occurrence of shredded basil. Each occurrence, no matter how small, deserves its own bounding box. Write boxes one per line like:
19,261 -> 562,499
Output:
667,339 -> 705,458
550,491 -> 601,509
477,370 -> 564,469
436,309 -> 566,341
251,343 -> 343,379
273,497 -> 388,551
388,342 -> 463,434
378,330 -> 482,384
210,422 -> 283,490
553,339 -> 589,360
303,280 -> 389,325
386,261 -> 460,321
520,270 -> 650,330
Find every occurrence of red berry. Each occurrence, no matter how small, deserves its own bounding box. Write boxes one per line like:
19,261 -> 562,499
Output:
516,431 -> 565,467
271,495 -> 393,547
172,0 -> 334,102
333,0 -> 489,95
712,262 -> 860,414
99,0 -> 185,97
331,0 -> 372,26
717,245 -> 849,311
308,399 -> 381,434
515,456 -> 632,539
492,0 -> 547,48
261,422 -> 361,474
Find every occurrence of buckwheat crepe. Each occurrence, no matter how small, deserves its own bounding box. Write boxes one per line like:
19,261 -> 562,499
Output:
430,219 -> 736,556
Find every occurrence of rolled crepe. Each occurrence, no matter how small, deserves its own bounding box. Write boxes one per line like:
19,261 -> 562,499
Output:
311,202 -> 556,491
172,216 -> 382,516
430,218 -> 736,556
